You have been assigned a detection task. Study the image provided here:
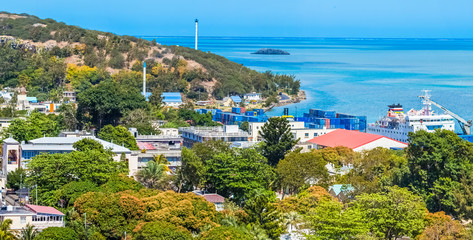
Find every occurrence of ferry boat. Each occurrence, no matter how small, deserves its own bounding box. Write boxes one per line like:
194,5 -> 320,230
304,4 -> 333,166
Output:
367,93 -> 455,142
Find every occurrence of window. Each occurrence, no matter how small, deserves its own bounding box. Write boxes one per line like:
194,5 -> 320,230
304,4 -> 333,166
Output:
305,133 -> 309,137
21,216 -> 26,224
314,133 -> 318,137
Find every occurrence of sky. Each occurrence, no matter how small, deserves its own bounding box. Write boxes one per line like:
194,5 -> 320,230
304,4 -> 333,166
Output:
2,0 -> 473,38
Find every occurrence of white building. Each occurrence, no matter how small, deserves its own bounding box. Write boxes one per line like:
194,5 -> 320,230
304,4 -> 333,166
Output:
243,92 -> 262,102
1,136 -> 138,178
248,121 -> 336,142
180,125 -> 249,148
307,129 -> 408,152
0,204 -> 64,231
135,134 -> 183,172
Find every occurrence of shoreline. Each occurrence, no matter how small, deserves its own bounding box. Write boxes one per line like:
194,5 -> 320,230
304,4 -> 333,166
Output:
264,90 -> 307,112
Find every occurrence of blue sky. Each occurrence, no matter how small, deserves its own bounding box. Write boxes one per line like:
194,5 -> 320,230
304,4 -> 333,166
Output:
2,0 -> 473,38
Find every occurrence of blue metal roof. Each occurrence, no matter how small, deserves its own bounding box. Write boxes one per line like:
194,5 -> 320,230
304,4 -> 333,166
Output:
26,97 -> 37,103
230,96 -> 241,103
162,92 -> 182,97
329,184 -> 354,196
161,92 -> 182,103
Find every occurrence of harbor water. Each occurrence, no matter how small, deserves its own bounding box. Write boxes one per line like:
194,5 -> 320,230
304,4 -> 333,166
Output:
143,37 -> 473,128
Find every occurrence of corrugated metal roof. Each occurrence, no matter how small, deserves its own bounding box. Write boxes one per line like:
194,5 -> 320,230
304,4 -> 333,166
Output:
161,92 -> 182,103
161,92 -> 182,96
202,194 -> 225,203
230,96 -> 241,103
26,136 -> 131,153
25,204 -> 64,216
307,129 -> 407,149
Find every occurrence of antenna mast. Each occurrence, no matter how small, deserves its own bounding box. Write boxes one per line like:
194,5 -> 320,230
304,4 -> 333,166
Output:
142,61 -> 146,98
195,19 -> 199,50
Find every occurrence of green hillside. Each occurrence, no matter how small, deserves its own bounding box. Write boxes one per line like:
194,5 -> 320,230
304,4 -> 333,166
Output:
0,12 -> 300,101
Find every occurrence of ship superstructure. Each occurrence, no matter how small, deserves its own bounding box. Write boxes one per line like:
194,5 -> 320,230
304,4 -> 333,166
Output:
367,92 -> 455,142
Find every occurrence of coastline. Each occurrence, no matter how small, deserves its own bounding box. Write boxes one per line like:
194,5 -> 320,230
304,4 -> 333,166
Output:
264,90 -> 306,112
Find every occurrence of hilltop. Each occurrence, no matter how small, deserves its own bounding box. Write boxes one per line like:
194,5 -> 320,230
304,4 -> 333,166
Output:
0,12 -> 300,101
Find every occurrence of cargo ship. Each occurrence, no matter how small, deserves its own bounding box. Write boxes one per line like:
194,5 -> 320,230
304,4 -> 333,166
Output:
367,93 -> 455,142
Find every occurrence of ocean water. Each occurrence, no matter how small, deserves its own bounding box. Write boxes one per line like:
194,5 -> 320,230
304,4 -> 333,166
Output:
143,36 -> 473,130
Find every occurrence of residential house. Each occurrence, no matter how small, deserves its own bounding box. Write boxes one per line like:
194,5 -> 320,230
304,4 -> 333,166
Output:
193,190 -> 225,211
222,96 -> 242,107
0,204 -> 64,231
243,92 -> 262,103
328,184 -> 354,202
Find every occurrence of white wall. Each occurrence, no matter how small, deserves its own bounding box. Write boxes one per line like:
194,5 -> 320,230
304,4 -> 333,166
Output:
354,137 -> 407,152
292,128 -> 336,142
248,121 -> 334,142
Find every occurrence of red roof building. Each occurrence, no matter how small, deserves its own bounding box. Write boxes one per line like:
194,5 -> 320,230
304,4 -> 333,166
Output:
25,204 -> 64,216
307,129 -> 407,152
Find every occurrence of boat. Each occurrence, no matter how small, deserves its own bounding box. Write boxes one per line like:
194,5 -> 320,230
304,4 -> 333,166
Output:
367,92 -> 455,142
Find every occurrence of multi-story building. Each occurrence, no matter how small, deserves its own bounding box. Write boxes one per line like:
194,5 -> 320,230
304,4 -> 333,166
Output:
135,134 -> 183,172
0,204 -> 64,231
248,121 -> 336,142
62,91 -> 77,102
1,136 -> 138,183
180,125 -> 249,148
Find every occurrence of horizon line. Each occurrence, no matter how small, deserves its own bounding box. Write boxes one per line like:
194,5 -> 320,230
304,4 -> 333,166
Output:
136,36 -> 473,40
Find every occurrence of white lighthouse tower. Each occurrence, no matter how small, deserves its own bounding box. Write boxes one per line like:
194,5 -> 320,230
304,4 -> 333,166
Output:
195,19 -> 198,50
142,61 -> 146,98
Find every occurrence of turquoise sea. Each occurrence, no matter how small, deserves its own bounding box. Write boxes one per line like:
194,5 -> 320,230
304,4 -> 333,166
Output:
143,37 -> 473,129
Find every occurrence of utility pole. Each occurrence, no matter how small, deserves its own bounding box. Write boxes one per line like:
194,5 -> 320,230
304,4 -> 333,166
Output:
19,173 -> 22,205
35,184 -> 38,205
84,213 -> 87,231
124,231 -> 127,240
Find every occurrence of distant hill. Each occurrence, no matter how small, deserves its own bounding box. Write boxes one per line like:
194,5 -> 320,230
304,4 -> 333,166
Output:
0,12 -> 300,101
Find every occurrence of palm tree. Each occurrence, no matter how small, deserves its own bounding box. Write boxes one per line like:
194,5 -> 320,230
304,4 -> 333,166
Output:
283,211 -> 303,233
136,156 -> 171,189
0,219 -> 17,240
19,224 -> 37,240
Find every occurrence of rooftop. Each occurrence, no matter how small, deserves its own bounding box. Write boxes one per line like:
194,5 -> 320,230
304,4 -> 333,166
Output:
230,96 -> 242,103
202,194 -> 225,203
24,136 -> 131,153
161,92 -> 182,103
25,204 -> 64,216
329,184 -> 354,196
179,126 -> 249,138
308,129 -> 406,149
0,206 -> 34,216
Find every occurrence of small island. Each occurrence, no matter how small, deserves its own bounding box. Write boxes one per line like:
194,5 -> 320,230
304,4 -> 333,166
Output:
252,48 -> 290,55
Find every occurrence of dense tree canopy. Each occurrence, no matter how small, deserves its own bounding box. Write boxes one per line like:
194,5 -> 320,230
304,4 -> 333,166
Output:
402,130 -> 473,218
134,221 -> 193,240
77,81 -> 147,128
35,227 -> 79,240
177,141 -> 276,203
277,150 -> 329,194
97,124 -> 139,150
4,111 -> 60,142
26,149 -> 127,204
350,186 -> 427,239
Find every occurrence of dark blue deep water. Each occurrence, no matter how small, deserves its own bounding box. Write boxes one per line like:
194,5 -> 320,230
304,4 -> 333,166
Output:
142,36 -> 473,126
